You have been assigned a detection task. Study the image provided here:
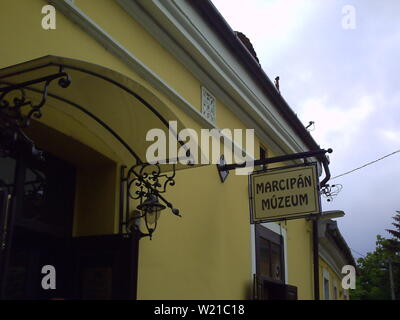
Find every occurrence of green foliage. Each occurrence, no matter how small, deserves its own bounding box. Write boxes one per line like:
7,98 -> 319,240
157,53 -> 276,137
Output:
386,210 -> 400,252
350,211 -> 400,300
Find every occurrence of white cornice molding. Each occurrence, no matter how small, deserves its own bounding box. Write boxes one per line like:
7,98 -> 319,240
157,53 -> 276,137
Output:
50,0 -> 310,160
117,0 -> 310,157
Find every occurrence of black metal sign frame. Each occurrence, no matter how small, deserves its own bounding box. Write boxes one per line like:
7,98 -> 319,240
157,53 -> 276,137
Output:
248,162 -> 322,224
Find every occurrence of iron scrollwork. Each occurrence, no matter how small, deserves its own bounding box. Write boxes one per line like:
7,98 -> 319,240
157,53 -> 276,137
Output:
125,162 -> 181,238
0,67 -> 71,158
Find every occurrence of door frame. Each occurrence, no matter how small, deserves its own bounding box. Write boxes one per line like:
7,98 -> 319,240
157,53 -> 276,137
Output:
72,234 -> 137,300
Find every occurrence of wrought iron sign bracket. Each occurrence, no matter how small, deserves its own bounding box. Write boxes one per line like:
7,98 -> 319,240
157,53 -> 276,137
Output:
217,148 -> 333,188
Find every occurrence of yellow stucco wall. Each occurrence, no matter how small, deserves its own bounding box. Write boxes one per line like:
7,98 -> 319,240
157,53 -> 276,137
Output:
319,258 -> 347,300
1,0 -> 316,299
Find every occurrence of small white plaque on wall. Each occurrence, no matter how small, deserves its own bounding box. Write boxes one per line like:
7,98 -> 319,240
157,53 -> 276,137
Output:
201,86 -> 216,124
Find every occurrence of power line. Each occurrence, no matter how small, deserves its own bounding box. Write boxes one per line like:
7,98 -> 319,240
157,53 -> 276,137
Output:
350,247 -> 366,259
331,148 -> 400,181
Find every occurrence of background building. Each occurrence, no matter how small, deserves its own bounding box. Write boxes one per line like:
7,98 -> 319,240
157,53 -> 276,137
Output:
319,219 -> 356,300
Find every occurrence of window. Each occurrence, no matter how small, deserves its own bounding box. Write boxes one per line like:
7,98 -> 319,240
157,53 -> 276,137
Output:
255,224 -> 284,282
324,278 -> 330,300
323,269 -> 330,300
333,280 -> 338,300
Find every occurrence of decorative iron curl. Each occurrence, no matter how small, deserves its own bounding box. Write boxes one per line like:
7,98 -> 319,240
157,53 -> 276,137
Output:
0,67 -> 71,130
321,183 -> 343,202
127,162 -> 180,217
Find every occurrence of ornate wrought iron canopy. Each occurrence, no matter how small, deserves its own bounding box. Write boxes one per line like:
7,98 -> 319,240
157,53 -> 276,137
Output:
0,55 -> 202,238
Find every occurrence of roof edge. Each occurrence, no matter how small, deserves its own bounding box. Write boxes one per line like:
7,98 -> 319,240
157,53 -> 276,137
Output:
188,0 -> 321,154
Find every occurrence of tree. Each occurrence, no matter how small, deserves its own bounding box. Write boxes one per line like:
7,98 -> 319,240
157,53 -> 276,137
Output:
351,211 -> 400,300
385,210 -> 400,254
351,235 -> 393,299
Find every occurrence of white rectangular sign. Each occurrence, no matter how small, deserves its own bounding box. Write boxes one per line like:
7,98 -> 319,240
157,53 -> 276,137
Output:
249,164 -> 320,222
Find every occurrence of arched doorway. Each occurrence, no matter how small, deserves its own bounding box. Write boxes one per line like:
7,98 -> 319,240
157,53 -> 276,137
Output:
0,121 -> 135,300
0,56 -> 198,299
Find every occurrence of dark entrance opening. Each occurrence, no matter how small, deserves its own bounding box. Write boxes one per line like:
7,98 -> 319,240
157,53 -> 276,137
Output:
0,145 -> 134,300
0,149 -> 75,299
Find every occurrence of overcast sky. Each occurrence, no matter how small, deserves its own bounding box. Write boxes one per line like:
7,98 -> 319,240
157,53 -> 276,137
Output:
211,0 -> 400,258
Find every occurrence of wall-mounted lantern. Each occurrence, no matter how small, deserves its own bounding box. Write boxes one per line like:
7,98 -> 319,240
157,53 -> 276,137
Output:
136,193 -> 166,238
123,163 -> 180,239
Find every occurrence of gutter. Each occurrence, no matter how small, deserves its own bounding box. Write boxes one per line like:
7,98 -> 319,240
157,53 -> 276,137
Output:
320,156 -> 331,188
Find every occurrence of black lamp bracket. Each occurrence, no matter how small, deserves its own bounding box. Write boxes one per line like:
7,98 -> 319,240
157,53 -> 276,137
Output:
124,162 -> 180,217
